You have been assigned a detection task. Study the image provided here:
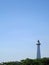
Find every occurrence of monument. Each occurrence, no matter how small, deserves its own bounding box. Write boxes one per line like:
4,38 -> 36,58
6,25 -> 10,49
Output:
36,40 -> 41,59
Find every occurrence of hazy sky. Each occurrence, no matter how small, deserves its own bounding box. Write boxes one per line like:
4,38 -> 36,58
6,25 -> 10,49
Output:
0,0 -> 49,62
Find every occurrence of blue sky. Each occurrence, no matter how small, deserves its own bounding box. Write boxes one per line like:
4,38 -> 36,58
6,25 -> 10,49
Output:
0,0 -> 49,62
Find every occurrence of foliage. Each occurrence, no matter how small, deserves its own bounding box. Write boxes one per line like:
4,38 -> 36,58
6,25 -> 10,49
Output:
0,58 -> 49,65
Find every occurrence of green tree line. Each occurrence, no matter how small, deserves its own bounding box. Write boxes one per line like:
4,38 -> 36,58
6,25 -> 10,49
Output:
0,58 -> 49,65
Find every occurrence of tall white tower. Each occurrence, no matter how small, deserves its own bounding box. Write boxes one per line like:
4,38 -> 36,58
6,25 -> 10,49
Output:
36,40 -> 41,59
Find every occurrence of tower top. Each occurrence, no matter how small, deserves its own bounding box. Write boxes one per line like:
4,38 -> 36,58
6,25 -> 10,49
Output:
36,40 -> 41,45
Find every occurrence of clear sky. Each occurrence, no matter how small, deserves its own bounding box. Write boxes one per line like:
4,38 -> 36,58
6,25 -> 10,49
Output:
0,0 -> 49,62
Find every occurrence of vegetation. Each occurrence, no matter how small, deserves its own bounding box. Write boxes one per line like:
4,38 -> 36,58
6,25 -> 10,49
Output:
0,58 -> 49,65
